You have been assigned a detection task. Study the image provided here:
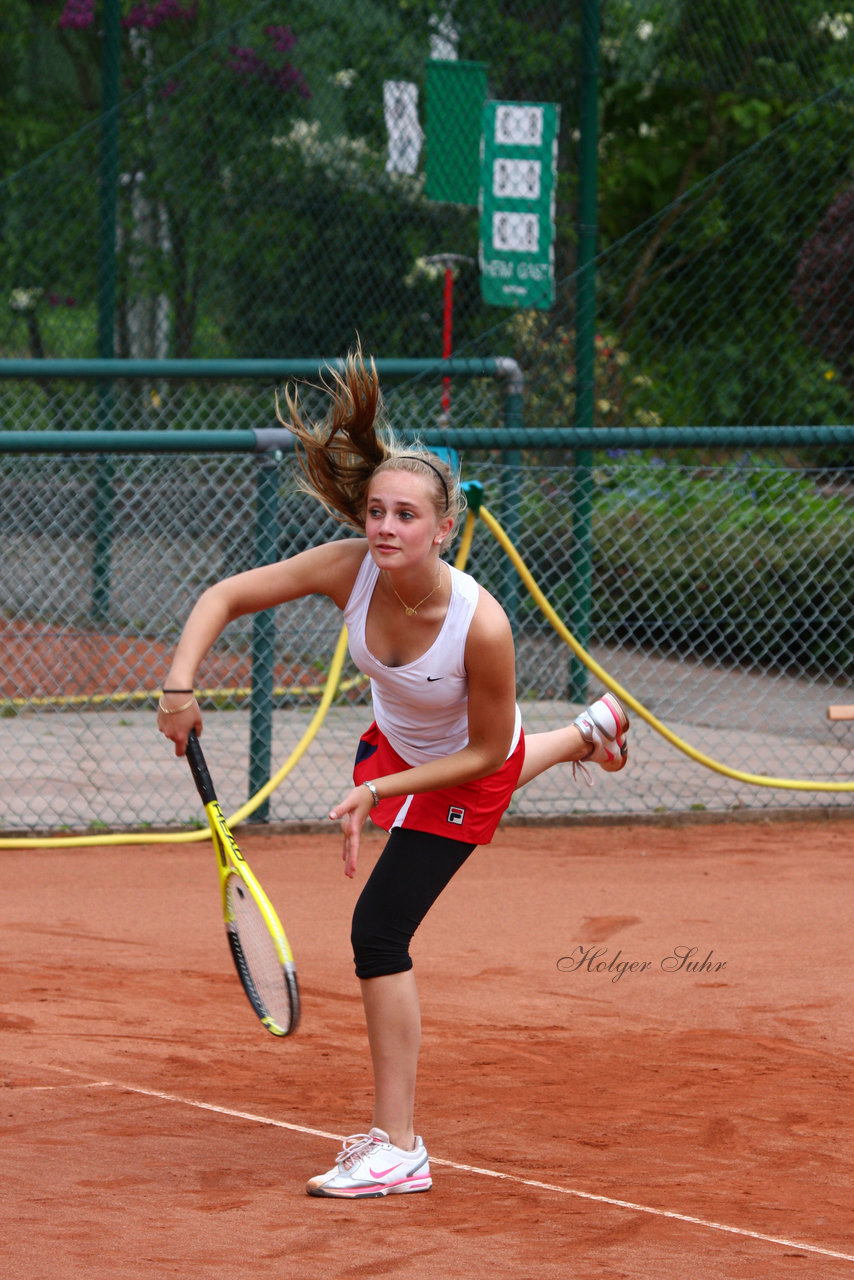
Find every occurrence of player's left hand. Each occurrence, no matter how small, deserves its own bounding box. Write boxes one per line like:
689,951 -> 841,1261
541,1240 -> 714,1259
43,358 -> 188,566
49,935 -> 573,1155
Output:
329,785 -> 374,878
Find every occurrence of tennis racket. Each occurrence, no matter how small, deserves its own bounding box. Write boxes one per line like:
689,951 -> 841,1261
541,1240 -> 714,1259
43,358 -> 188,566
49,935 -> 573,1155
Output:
185,729 -> 300,1037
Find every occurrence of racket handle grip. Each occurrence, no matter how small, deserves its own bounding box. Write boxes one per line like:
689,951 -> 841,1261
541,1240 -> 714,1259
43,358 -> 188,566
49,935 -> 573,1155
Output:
185,729 -> 217,805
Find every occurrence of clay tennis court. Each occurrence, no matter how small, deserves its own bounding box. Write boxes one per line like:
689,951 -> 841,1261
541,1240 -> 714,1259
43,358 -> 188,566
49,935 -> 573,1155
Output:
3,815 -> 852,1279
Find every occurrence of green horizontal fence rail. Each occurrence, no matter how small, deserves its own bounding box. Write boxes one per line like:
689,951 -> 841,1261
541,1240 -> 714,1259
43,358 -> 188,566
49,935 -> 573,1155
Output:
4,426 -> 854,453
0,357 -> 523,383
0,429 -> 289,454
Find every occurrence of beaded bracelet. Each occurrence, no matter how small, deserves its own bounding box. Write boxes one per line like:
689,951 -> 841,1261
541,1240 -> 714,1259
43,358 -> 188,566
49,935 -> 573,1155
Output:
362,780 -> 380,806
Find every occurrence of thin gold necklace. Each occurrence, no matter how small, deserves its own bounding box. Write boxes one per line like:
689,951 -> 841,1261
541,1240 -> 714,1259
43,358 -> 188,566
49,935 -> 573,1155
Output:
387,566 -> 443,616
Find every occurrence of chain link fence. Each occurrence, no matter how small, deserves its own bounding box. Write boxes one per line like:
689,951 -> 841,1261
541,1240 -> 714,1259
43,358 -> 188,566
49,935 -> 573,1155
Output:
2,2 -> 854,831
1,416 -> 853,833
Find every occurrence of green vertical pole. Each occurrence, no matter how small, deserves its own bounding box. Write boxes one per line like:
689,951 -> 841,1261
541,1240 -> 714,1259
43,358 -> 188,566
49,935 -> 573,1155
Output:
568,0 -> 600,703
247,449 -> 281,821
92,0 -> 121,623
499,368 -> 524,628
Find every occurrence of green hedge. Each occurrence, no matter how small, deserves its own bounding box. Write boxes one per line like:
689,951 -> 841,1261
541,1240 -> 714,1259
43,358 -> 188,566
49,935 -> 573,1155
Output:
520,455 -> 854,677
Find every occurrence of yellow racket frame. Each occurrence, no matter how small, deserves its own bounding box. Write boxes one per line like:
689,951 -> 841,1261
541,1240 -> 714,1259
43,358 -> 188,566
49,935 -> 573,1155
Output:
188,732 -> 300,1037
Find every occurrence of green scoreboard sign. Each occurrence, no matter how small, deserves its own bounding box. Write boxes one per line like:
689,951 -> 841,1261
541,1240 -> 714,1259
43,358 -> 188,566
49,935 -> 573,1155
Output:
479,101 -> 560,310
425,60 -> 488,205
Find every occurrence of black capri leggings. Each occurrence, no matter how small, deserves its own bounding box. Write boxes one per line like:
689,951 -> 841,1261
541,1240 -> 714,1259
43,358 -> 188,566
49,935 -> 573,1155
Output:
351,827 -> 477,980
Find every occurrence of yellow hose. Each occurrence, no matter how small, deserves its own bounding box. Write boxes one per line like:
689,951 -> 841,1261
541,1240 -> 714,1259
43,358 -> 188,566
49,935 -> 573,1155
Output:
478,503 -> 854,793
454,508 -> 477,572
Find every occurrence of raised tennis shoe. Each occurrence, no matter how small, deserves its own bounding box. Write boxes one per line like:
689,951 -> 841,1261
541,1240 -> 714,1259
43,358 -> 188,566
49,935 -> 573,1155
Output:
573,692 -> 630,773
306,1127 -> 432,1198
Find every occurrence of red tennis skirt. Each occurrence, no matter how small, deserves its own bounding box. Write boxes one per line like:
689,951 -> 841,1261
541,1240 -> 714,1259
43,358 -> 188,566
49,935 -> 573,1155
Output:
352,721 -> 525,845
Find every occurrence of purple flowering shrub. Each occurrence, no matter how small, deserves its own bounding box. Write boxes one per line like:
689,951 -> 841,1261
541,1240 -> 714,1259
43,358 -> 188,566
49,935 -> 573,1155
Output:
228,25 -> 310,98
57,2 -> 310,101
122,2 -> 198,29
57,0 -> 95,29
58,0 -> 198,29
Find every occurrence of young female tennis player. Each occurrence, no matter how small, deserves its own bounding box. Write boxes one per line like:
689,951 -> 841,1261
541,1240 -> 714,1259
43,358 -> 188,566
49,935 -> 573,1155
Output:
157,348 -> 628,1199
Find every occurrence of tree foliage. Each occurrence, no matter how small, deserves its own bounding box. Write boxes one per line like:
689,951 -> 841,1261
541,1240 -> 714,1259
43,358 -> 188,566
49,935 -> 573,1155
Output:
1,0 -> 853,433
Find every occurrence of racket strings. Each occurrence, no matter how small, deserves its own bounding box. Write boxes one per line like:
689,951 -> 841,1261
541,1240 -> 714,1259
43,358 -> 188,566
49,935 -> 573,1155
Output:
225,874 -> 294,1032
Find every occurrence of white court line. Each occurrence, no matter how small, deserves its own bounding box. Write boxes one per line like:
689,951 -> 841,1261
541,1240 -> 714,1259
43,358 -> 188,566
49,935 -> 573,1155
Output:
36,1068 -> 854,1265
20,1081 -> 113,1092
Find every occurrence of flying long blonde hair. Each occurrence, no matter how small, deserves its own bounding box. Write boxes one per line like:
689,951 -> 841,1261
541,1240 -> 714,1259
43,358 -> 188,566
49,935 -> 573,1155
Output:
278,345 -> 464,534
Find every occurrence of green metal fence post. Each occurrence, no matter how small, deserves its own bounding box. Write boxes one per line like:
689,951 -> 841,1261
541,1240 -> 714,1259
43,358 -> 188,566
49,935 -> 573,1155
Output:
568,0 -> 601,703
247,446 -> 282,821
91,0 -> 121,624
497,359 -> 524,627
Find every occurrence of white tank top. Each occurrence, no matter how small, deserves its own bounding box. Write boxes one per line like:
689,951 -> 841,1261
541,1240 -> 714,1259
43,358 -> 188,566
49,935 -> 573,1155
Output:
345,552 -> 521,766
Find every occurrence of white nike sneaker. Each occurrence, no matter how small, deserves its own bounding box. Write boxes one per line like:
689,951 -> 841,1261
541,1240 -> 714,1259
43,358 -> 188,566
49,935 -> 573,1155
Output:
573,692 -> 630,773
306,1127 -> 432,1198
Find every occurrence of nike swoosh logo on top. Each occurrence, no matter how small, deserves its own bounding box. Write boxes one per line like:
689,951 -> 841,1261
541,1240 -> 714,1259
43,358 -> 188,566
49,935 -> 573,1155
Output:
368,1161 -> 404,1179
427,676 -> 443,682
